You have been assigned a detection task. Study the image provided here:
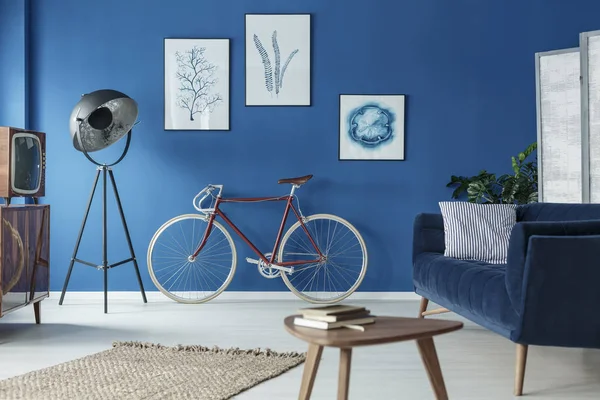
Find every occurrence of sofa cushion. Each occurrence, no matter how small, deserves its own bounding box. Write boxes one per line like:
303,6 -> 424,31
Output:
439,202 -> 517,264
412,213 -> 445,263
413,252 -> 519,334
518,203 -> 600,222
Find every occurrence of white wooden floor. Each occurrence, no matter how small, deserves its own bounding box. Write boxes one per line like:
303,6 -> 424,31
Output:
1,297 -> 600,399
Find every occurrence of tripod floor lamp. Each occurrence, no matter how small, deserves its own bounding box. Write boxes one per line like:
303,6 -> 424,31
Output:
59,89 -> 147,313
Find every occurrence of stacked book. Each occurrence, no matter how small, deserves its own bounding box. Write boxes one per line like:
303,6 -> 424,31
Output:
294,304 -> 375,331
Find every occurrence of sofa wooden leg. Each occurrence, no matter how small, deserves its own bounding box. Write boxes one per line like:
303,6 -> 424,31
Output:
422,308 -> 450,317
514,344 -> 528,396
418,297 -> 429,318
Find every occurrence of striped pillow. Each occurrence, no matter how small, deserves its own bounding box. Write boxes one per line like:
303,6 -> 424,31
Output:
438,202 -> 518,264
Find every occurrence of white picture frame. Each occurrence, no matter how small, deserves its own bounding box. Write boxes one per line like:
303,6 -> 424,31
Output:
164,38 -> 230,130
339,94 -> 405,161
245,14 -> 311,106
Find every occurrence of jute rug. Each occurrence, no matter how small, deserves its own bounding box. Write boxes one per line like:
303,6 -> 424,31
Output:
0,341 -> 306,400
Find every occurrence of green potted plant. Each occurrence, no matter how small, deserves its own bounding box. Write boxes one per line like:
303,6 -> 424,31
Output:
447,142 -> 538,204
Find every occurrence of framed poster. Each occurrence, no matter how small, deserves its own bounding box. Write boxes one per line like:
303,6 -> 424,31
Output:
339,94 -> 405,161
245,14 -> 311,106
164,38 -> 230,130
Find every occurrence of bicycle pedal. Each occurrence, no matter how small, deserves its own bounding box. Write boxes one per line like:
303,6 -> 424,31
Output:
268,264 -> 294,274
245,257 -> 259,265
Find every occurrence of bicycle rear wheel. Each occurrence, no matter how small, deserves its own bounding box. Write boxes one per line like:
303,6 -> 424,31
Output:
278,214 -> 367,303
147,214 -> 236,303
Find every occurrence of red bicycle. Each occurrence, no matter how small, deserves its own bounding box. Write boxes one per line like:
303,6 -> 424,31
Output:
147,175 -> 368,304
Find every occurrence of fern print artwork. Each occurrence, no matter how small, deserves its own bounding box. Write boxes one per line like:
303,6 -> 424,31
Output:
245,14 -> 311,106
253,31 -> 298,97
164,38 -> 230,130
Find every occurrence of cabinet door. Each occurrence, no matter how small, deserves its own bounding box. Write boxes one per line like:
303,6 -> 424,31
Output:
0,208 -> 28,314
27,206 -> 49,302
0,206 -> 49,315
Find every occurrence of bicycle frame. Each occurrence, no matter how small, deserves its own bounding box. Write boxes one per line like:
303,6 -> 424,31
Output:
191,188 -> 323,268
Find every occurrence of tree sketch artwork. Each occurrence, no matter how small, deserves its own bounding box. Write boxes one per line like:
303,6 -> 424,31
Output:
175,46 -> 222,121
253,30 -> 298,97
347,104 -> 395,148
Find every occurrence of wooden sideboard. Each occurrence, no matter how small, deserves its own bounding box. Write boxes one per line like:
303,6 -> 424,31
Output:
0,204 -> 50,323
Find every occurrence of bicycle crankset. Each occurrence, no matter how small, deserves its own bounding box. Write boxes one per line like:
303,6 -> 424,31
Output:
257,253 -> 281,279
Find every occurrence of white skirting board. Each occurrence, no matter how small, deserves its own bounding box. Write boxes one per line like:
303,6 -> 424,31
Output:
49,291 -> 422,302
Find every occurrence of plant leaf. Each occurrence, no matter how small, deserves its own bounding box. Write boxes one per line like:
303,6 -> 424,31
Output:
272,31 -> 281,94
528,191 -> 539,203
467,179 -> 497,204
253,34 -> 273,93
279,49 -> 298,89
511,156 -> 520,174
523,142 -> 537,158
451,186 -> 466,199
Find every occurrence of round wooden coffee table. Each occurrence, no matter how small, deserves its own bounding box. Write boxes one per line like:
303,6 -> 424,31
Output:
284,315 -> 463,400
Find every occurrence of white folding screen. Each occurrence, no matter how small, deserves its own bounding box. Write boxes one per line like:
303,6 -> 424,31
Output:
536,48 -> 582,203
581,30 -> 600,203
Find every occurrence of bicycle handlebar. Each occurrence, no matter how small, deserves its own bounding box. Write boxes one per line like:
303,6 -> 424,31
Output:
193,185 -> 223,214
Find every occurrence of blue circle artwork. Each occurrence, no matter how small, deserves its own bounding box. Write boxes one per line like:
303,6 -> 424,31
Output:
349,104 -> 394,146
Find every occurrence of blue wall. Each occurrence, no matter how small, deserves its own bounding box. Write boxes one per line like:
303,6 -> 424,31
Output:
0,0 -> 28,127
16,0 -> 600,292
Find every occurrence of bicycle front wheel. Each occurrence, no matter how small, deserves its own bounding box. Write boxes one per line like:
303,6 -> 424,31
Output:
147,214 -> 236,304
278,214 -> 367,303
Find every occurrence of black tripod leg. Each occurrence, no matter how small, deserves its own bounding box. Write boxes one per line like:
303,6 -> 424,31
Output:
102,167 -> 108,314
108,169 -> 147,303
104,265 -> 108,313
59,168 -> 101,305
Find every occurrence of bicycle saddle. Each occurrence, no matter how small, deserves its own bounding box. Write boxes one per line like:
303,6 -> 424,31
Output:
278,174 -> 313,185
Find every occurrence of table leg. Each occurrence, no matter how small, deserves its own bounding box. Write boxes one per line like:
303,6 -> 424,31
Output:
416,337 -> 448,400
299,344 -> 323,400
338,348 -> 352,400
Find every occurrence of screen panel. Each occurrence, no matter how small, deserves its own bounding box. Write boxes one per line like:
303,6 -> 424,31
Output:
536,48 -> 582,203
11,133 -> 41,194
582,30 -> 600,203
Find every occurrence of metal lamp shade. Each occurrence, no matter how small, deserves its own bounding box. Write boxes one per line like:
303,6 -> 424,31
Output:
69,89 -> 138,152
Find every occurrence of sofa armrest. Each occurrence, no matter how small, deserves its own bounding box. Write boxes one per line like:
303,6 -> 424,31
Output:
506,220 -> 600,310
413,213 -> 445,263
509,234 -> 600,346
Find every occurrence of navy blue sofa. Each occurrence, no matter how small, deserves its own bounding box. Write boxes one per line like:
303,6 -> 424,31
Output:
413,203 -> 600,396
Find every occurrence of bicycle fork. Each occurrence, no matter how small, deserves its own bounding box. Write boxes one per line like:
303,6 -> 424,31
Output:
190,212 -> 217,259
